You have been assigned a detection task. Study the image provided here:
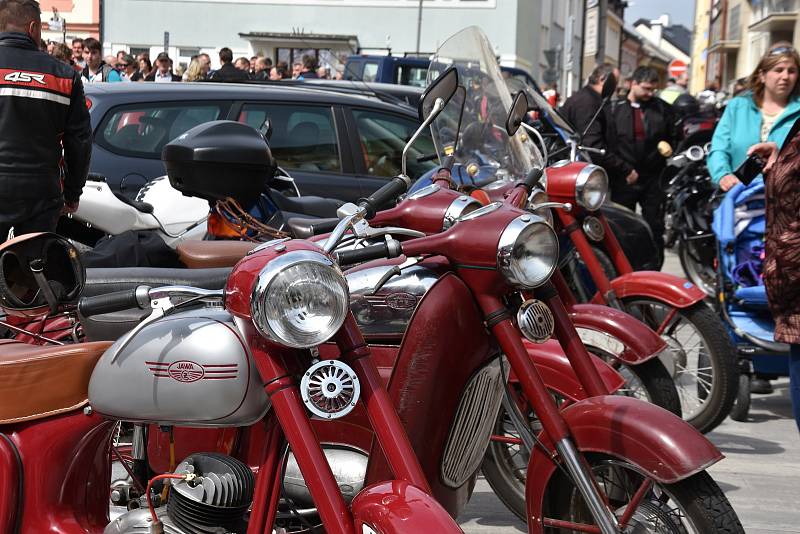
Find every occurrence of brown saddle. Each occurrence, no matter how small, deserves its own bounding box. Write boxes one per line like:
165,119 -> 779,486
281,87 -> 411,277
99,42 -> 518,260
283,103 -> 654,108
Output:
0,340 -> 112,424
177,241 -> 258,269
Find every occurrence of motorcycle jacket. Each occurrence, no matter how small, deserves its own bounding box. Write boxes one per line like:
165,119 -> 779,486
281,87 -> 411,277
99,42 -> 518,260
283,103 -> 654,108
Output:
0,32 -> 91,210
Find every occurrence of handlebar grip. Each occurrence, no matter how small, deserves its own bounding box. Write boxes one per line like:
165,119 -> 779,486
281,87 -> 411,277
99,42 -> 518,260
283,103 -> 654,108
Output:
335,241 -> 403,267
519,168 -> 544,191
78,286 -> 150,317
358,175 -> 412,218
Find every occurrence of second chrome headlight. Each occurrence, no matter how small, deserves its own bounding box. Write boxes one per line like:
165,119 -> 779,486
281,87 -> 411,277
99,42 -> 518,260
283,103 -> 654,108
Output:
251,250 -> 349,348
497,214 -> 559,288
575,165 -> 608,211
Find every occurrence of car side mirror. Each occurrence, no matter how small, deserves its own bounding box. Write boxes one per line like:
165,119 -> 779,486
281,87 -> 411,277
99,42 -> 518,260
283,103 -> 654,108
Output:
418,66 -> 459,123
506,91 -> 529,136
601,73 -> 617,100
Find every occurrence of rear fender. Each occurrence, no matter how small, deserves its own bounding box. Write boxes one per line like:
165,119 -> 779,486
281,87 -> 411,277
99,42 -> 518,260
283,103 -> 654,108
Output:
525,396 -> 722,532
569,303 -> 668,363
596,271 -> 705,308
351,480 -> 462,533
518,339 -> 625,400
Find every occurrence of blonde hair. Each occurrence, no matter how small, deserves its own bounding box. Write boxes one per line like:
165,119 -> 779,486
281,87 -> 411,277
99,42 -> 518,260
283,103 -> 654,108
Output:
748,41 -> 800,107
184,58 -> 204,82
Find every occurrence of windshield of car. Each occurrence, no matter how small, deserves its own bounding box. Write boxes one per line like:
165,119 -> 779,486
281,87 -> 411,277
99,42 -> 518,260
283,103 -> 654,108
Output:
425,26 -> 544,177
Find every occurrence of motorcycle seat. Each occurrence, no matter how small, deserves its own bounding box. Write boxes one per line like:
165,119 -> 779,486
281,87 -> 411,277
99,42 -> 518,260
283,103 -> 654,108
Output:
176,241 -> 257,269
270,191 -> 344,219
0,339 -> 112,423
113,191 -> 154,214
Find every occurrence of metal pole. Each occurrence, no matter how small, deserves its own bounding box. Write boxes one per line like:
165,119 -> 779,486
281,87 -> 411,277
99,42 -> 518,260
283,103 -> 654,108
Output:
415,0 -> 423,54
596,0 -> 607,64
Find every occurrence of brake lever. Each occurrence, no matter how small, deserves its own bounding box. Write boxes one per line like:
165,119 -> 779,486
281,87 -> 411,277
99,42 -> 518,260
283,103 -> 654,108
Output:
368,256 -> 421,295
530,201 -> 572,212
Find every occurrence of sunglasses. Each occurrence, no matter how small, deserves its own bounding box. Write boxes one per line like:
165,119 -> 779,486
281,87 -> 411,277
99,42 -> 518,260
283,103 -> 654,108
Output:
117,63 -> 130,67
768,46 -> 796,56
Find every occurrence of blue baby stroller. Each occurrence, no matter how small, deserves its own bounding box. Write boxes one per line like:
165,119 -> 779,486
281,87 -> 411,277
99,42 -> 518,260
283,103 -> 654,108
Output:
712,177 -> 790,421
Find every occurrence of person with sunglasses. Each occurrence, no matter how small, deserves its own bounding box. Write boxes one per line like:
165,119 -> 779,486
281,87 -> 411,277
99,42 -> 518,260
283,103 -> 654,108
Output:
117,53 -> 137,82
709,42 -> 800,194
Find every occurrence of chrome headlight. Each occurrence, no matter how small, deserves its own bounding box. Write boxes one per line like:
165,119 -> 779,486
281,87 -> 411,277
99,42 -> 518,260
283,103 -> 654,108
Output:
526,186 -> 553,226
444,195 -> 481,229
497,214 -> 559,288
251,250 -> 349,348
575,165 -> 608,211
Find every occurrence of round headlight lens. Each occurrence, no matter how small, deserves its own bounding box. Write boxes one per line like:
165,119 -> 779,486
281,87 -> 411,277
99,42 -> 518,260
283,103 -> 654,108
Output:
497,214 -> 559,288
251,250 -> 349,348
575,165 -> 608,211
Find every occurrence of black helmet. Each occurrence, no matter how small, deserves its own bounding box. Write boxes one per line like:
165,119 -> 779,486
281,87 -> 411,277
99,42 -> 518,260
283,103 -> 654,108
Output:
673,93 -> 700,119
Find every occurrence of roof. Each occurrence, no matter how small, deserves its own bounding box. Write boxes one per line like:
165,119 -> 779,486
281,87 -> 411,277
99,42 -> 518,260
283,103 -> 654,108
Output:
633,18 -> 692,56
83,80 -> 416,113
238,31 -> 359,44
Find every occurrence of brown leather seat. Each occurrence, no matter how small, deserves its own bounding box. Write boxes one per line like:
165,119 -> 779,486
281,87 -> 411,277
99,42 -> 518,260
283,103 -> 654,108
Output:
0,340 -> 112,424
177,241 -> 258,269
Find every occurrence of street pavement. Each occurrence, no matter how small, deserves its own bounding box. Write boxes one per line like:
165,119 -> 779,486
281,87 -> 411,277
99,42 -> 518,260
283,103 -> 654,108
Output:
459,250 -> 800,533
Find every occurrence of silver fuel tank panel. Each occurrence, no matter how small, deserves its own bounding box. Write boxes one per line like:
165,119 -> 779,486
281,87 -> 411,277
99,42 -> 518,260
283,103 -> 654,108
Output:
88,307 -> 269,427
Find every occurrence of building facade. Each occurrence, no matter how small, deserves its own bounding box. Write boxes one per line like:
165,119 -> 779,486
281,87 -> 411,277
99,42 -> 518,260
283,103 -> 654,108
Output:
41,0 -> 101,43
100,0 -> 593,96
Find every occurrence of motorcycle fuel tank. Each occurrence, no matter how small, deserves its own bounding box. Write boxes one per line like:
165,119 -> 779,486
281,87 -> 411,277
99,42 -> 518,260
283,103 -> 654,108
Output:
88,307 -> 270,426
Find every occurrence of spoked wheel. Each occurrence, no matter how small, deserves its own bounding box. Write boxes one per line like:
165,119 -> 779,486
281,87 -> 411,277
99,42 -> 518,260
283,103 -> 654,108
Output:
543,455 -> 744,533
678,239 -> 717,298
623,299 -> 738,433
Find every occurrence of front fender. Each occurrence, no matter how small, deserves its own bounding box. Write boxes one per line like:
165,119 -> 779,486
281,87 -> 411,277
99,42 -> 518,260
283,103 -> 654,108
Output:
519,339 -> 625,400
597,271 -> 705,308
351,480 -> 462,533
569,303 -> 668,363
525,396 -> 722,532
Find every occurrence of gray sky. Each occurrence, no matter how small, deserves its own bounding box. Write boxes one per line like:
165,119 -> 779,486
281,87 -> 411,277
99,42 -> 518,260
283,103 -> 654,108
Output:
624,0 -> 697,30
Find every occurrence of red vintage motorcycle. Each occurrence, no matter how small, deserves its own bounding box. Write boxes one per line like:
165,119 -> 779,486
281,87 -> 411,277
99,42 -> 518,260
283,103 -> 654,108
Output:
0,74 -> 472,534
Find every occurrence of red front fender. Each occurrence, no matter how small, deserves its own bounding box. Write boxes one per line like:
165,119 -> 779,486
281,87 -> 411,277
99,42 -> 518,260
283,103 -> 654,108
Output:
519,339 -> 625,400
525,396 -> 723,532
568,303 -> 668,364
351,480 -> 462,532
595,271 -> 706,308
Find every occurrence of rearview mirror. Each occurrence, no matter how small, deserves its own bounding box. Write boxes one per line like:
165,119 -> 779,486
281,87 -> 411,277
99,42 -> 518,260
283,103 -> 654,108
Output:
418,66 -> 459,123
601,73 -> 617,100
506,91 -> 529,136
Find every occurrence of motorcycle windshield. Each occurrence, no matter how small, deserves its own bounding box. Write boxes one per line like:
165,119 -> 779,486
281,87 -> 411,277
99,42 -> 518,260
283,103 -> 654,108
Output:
505,77 -> 575,137
426,26 -> 543,178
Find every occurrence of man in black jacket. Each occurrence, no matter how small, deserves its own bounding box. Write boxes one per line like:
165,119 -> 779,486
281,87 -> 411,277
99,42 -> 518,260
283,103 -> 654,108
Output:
611,66 -> 676,251
560,63 -> 637,186
0,0 -> 91,240
208,47 -> 250,82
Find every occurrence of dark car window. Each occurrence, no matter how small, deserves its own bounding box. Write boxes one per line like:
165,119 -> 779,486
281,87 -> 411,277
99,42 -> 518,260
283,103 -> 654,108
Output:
352,109 -> 437,178
238,104 -> 341,172
96,102 -> 227,159
397,65 -> 428,88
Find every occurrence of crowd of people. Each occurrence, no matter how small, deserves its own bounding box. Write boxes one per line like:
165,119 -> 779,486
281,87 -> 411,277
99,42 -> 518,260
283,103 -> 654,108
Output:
42,36 -> 343,84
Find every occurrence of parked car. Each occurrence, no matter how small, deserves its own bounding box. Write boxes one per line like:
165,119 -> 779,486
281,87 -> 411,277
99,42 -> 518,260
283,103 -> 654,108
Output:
85,81 -> 438,200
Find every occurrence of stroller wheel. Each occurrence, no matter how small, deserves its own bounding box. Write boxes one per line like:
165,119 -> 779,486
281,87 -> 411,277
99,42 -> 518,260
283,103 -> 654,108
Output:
729,374 -> 751,422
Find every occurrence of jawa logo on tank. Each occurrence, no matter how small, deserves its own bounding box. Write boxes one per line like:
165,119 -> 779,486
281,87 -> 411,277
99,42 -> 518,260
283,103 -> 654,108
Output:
4,71 -> 46,84
385,292 -> 418,310
146,361 -> 238,382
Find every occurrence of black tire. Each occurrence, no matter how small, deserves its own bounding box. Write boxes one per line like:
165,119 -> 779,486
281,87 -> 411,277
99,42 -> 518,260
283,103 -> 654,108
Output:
617,358 -> 683,417
678,238 -> 717,298
544,456 -> 745,533
623,299 -> 738,434
564,246 -> 618,302
728,373 -> 751,422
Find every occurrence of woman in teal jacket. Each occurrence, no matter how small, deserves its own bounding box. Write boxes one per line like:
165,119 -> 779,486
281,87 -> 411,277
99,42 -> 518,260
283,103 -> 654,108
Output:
709,43 -> 800,191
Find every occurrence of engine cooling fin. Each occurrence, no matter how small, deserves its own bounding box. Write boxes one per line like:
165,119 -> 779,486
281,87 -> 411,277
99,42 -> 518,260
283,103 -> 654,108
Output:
168,453 -> 254,534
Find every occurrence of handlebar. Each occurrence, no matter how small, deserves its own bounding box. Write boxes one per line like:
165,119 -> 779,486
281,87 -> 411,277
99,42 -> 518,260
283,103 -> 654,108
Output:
357,175 -> 412,219
335,240 -> 403,268
78,286 -> 151,316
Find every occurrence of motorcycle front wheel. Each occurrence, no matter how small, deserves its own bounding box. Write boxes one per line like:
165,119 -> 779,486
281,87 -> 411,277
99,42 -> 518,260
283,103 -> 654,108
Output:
677,238 -> 717,298
623,298 -> 738,433
543,455 -> 744,533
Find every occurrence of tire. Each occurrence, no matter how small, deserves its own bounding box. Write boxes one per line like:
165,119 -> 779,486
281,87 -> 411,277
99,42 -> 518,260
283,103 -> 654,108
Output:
544,455 -> 745,533
678,238 -> 717,298
564,246 -> 618,302
623,299 -> 738,434
728,374 -> 751,422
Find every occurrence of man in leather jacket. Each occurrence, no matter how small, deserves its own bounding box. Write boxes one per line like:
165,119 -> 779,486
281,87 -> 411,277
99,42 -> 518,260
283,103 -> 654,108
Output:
560,63 -> 637,186
0,0 -> 91,240
611,66 -> 677,251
